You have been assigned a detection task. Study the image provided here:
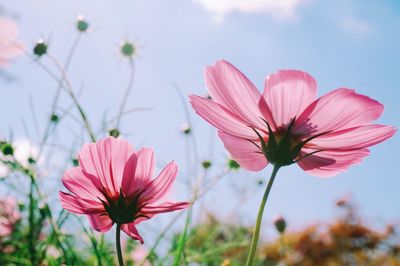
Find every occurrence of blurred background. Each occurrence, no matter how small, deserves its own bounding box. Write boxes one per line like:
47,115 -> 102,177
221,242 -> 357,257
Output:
0,0 -> 399,264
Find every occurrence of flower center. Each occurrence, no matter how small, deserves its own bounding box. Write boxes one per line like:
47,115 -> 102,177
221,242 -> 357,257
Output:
99,189 -> 149,225
250,117 -> 330,167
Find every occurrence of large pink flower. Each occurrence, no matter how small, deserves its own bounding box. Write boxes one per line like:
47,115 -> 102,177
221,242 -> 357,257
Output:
0,18 -> 23,66
190,60 -> 396,177
59,137 -> 189,243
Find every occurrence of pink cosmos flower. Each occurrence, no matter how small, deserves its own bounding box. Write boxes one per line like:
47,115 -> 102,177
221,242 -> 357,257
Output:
0,197 -> 21,237
59,137 -> 189,243
0,18 -> 23,66
190,60 -> 396,177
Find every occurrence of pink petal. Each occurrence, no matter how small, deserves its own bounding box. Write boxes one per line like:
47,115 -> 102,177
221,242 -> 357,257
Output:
0,18 -> 18,40
189,95 -> 255,139
122,148 -> 155,197
87,213 -> 113,233
295,88 -> 384,135
121,223 -> 144,244
218,131 -> 268,171
297,148 -> 370,177
204,60 -> 266,129
309,125 -> 396,149
59,191 -> 104,214
141,202 -> 189,216
140,161 -> 178,204
62,167 -> 105,201
78,137 -> 134,197
263,70 -> 317,127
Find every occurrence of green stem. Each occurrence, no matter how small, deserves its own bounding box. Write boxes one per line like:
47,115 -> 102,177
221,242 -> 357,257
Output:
28,174 -> 36,265
245,164 -> 280,266
116,224 -> 124,266
172,206 -> 192,266
47,53 -> 96,142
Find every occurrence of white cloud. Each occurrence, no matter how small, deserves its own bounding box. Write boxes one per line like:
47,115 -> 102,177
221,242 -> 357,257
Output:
195,0 -> 307,22
340,17 -> 372,34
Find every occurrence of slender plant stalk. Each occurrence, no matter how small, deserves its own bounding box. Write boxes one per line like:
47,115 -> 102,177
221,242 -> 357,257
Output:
27,173 -> 37,265
115,58 -> 135,129
172,205 -> 192,266
47,53 -> 96,142
116,224 -> 124,266
37,34 -> 82,161
245,164 -> 280,266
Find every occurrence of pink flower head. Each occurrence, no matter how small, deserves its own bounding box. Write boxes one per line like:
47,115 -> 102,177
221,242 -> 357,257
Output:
190,60 -> 396,177
0,197 -> 21,237
59,137 -> 189,243
0,18 -> 23,66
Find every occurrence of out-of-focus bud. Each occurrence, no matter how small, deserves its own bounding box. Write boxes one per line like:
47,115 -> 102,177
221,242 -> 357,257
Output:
202,160 -> 212,169
180,123 -> 191,135
273,215 -> 286,234
0,142 -> 14,156
227,159 -> 240,170
204,93 -> 212,100
76,15 -> 89,32
336,195 -> 351,207
27,157 -> 36,165
120,41 -> 136,58
109,128 -> 120,138
72,157 -> 79,167
50,113 -> 59,123
33,39 -> 47,57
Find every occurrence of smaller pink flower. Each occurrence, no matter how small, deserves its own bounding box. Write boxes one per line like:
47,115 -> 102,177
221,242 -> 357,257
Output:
59,137 -> 189,243
0,18 -> 23,66
0,197 -> 21,237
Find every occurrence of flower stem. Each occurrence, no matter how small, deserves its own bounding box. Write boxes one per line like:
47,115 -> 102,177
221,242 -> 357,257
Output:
245,164 -> 280,266
116,224 -> 124,266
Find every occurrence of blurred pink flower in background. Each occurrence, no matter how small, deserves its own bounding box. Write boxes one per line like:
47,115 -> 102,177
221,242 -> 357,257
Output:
59,137 -> 189,243
0,17 -> 24,66
0,197 -> 20,237
190,60 -> 396,177
130,245 -> 151,266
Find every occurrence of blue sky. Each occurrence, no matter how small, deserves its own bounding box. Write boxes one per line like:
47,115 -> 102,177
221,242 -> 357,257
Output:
1,0 -> 399,237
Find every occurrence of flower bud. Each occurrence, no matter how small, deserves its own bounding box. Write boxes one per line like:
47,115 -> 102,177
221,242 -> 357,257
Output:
50,113 -> 59,123
273,215 -> 286,234
72,158 -> 79,167
33,40 -> 47,57
121,41 -> 136,58
109,128 -> 120,138
76,15 -> 89,32
1,142 -> 14,156
227,159 -> 240,170
180,123 -> 191,135
201,160 -> 212,169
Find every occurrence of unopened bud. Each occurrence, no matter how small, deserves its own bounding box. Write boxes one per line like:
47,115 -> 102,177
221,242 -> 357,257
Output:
1,142 -> 14,156
180,123 -> 191,135
273,215 -> 286,234
120,41 -> 136,58
109,128 -> 120,138
76,15 -> 89,32
72,158 -> 79,167
202,160 -> 212,169
227,159 -> 240,170
33,39 -> 47,57
50,113 -> 59,123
